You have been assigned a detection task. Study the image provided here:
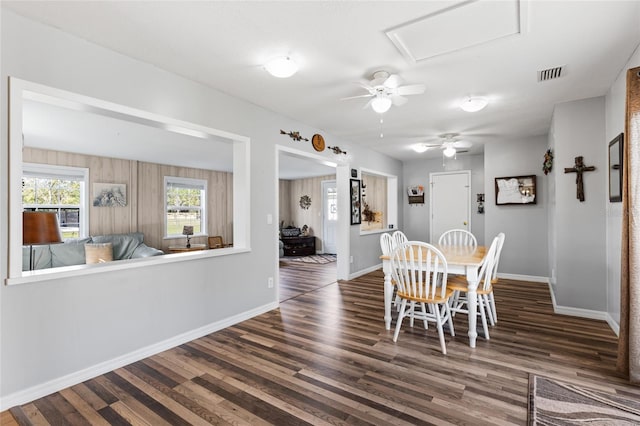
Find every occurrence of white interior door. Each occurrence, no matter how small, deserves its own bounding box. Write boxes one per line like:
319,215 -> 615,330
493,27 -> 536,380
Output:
430,171 -> 471,243
322,180 -> 337,254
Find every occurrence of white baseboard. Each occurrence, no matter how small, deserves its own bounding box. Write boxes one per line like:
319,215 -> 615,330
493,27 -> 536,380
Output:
546,281 -> 611,322
0,301 -> 279,411
606,313 -> 620,336
349,263 -> 382,280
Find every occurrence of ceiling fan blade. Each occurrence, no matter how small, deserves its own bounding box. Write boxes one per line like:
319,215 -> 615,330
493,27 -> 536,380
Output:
384,74 -> 403,89
340,93 -> 374,101
362,98 -> 374,110
396,84 -> 426,96
390,95 -> 408,106
354,82 -> 375,93
453,141 -> 472,149
369,76 -> 387,87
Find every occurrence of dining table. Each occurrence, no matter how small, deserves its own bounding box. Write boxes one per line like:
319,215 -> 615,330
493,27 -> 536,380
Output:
380,244 -> 488,348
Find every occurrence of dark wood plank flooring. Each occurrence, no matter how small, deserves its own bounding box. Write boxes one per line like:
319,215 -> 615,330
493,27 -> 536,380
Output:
6,270 -> 638,425
278,258 -> 336,302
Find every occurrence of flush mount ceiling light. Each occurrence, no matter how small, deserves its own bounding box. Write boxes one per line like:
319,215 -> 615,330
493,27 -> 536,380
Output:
264,56 -> 298,78
460,97 -> 488,112
371,94 -> 393,114
413,144 -> 429,153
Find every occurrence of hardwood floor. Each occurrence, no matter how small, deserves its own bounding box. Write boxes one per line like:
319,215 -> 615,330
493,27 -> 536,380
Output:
6,270 -> 639,425
278,257 -> 336,302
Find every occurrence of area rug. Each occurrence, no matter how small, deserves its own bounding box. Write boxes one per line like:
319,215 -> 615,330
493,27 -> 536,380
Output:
287,254 -> 336,264
528,374 -> 640,425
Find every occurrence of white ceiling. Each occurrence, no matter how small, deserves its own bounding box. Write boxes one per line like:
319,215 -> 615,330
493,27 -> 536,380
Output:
5,1 -> 640,169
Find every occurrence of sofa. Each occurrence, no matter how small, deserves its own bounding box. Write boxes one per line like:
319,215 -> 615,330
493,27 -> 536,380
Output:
23,232 -> 164,271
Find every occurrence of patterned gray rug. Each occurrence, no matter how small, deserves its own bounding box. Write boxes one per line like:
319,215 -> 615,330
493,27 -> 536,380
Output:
287,254 -> 336,264
528,375 -> 640,425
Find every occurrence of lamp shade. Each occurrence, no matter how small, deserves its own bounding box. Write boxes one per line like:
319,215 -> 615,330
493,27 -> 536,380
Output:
23,211 -> 63,245
443,146 -> 457,158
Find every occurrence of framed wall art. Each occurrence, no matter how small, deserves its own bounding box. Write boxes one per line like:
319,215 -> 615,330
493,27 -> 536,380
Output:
608,133 -> 623,202
350,179 -> 362,225
495,175 -> 536,205
93,183 -> 127,207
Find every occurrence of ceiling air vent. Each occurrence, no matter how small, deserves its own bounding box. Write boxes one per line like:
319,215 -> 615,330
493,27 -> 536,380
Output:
538,66 -> 565,82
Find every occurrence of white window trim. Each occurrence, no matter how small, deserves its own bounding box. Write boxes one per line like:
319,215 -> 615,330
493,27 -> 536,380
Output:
163,176 -> 208,239
359,167 -> 398,236
23,162 -> 90,238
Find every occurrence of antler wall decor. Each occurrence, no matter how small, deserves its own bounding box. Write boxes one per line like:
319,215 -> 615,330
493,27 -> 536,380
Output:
328,146 -> 347,155
280,129 -> 309,142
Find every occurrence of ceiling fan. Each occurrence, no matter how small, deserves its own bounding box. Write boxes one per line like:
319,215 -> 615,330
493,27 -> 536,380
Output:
414,133 -> 472,158
341,71 -> 425,114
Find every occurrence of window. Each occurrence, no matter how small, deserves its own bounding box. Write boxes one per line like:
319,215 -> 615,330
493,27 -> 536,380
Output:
164,176 -> 207,237
22,163 -> 89,239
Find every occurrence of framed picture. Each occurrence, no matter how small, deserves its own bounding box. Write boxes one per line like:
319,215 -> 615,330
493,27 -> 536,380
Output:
495,175 -> 536,205
350,179 -> 362,225
608,133 -> 623,202
93,183 -> 127,207
351,168 -> 358,178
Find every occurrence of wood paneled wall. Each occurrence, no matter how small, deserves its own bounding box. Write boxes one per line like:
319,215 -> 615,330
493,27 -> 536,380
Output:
279,180 -> 292,228
23,148 -> 233,251
361,172 -> 387,228
137,161 -> 233,251
281,174 -> 335,252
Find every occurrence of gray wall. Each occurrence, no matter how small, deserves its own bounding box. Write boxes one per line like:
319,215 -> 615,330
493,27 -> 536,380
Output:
403,154 -> 485,245
0,10 -> 401,402
484,136 -> 549,278
549,97 -> 607,311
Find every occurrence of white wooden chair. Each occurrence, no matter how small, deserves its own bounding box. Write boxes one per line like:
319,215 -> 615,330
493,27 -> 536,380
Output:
487,232 -> 506,323
392,230 -> 408,247
438,229 -> 477,248
447,236 -> 499,340
390,241 -> 455,354
380,233 -> 395,256
380,233 -> 400,310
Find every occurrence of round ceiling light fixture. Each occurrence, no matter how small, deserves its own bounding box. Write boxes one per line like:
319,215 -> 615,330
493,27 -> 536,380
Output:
443,145 -> 457,158
371,94 -> 392,114
264,56 -> 298,78
460,97 -> 488,112
413,144 -> 429,153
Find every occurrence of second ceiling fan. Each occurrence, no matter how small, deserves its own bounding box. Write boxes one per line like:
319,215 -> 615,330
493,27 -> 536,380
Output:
415,133 -> 472,158
341,71 -> 425,114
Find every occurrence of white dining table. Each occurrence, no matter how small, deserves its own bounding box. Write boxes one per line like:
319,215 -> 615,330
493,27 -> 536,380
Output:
380,244 -> 487,348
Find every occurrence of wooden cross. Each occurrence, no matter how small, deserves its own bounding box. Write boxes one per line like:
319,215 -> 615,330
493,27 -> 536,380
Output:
564,156 -> 596,202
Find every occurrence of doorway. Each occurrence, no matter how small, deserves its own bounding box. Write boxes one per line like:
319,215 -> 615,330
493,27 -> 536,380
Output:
429,171 -> 471,243
277,149 -> 339,302
322,180 -> 337,254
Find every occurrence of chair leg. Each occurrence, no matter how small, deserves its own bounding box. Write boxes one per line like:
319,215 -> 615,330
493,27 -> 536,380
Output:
489,292 -> 498,323
477,295 -> 490,340
420,303 -> 429,329
444,301 -> 455,336
393,299 -> 407,342
433,303 -> 447,355
450,290 -> 460,316
409,301 -> 415,328
483,294 -> 495,326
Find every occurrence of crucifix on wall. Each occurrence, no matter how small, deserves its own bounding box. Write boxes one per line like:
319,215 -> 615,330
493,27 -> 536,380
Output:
564,156 -> 596,202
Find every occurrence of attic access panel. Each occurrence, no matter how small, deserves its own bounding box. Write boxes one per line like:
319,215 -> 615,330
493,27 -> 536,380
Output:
386,0 -> 522,62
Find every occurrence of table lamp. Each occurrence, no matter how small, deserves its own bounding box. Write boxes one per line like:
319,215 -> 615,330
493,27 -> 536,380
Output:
23,211 -> 63,270
182,225 -> 194,248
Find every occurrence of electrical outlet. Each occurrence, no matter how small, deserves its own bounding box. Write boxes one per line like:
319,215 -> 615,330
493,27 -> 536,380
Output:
349,256 -> 354,264
267,277 -> 274,288
267,214 -> 273,225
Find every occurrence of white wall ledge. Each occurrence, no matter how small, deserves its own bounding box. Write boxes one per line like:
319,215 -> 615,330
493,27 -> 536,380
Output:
5,247 -> 250,286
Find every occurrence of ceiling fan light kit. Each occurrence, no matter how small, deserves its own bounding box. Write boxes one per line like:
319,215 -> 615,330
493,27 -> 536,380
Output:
371,94 -> 392,114
443,145 -> 457,158
460,97 -> 488,112
264,56 -> 298,78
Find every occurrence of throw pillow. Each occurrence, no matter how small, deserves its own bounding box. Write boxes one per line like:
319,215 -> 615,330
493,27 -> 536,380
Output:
85,243 -> 114,264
